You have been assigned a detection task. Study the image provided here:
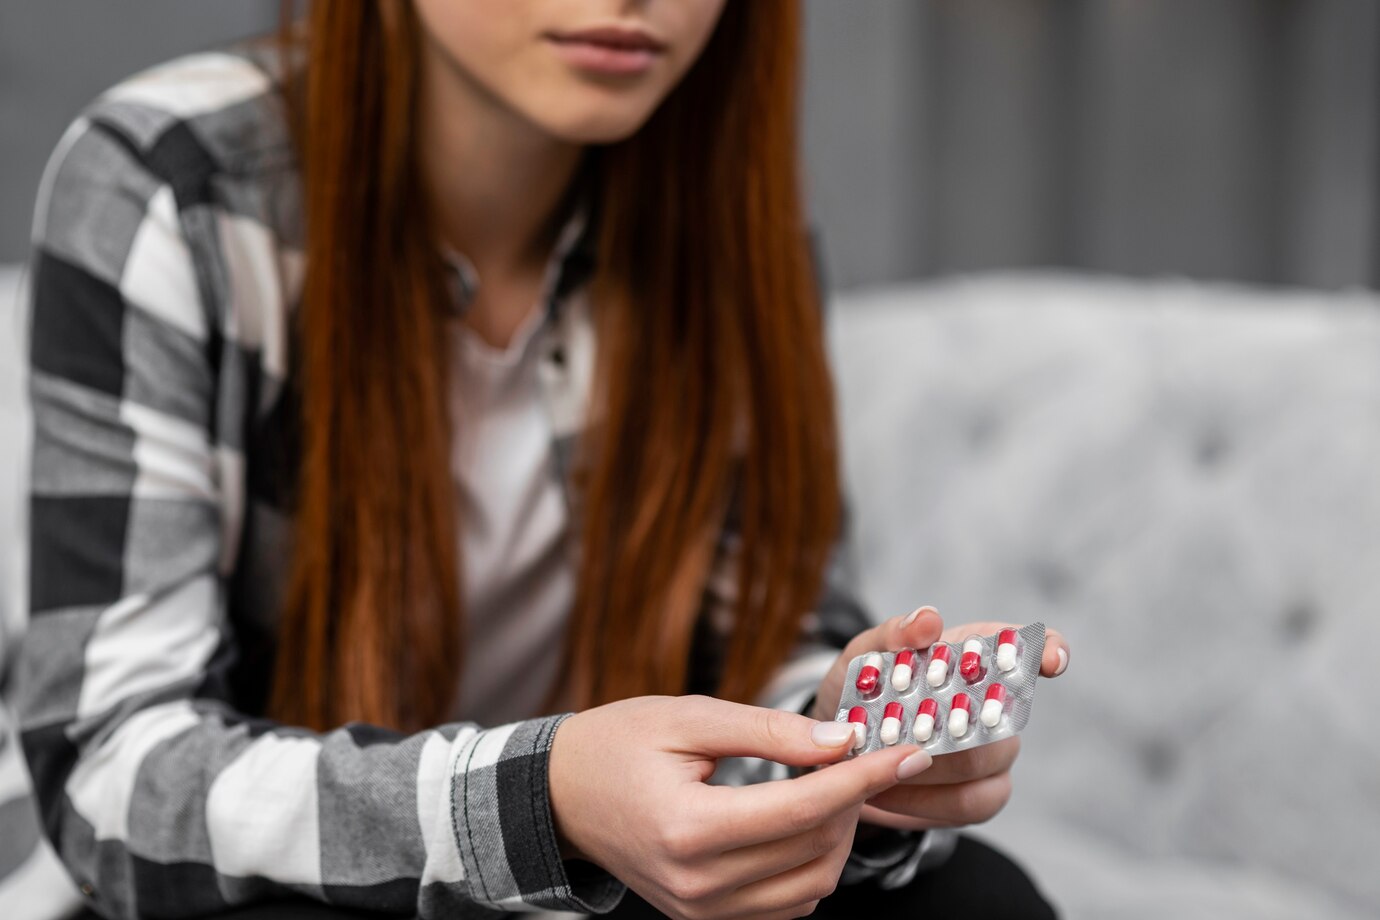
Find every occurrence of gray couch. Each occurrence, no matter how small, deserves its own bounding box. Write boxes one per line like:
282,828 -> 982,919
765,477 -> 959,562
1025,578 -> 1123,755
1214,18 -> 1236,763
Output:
832,274 -> 1380,918
2,266 -> 1377,917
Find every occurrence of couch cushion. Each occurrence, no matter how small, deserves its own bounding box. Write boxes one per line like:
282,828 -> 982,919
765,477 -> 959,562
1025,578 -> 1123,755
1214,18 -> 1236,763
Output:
831,272 -> 1380,918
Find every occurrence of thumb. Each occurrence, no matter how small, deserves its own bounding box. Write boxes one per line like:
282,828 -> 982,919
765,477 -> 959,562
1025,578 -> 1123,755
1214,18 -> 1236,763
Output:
843,605 -> 946,662
674,696 -> 866,767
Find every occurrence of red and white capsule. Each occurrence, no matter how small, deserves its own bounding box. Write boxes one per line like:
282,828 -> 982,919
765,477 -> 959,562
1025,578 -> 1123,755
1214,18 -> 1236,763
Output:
959,637 -> 985,684
855,652 -> 884,694
926,644 -> 952,688
847,706 -> 868,751
913,698 -> 939,742
981,684 -> 1007,728
996,629 -> 1020,672
891,649 -> 917,691
948,693 -> 972,738
879,701 -> 904,745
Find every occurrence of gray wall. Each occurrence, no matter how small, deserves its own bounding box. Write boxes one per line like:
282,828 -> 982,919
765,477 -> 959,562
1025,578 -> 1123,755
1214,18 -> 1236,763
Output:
802,0 -> 1380,290
0,0 -> 278,260
3,1 -> 1378,290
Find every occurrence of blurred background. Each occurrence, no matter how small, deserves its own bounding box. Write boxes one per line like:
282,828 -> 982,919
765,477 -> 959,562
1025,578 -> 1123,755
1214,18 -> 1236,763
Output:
3,0 -> 1380,285
2,1 -> 1378,918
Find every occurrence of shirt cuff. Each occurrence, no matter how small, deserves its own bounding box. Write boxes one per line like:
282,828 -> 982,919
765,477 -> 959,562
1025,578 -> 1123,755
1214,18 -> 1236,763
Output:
449,714 -> 626,913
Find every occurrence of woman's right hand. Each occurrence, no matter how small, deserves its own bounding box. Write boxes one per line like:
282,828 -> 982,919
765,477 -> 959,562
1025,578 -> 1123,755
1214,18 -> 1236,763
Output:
549,695 -> 932,920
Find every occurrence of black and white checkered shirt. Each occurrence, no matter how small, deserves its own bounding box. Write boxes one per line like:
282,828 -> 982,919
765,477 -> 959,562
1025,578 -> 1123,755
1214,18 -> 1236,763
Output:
10,43 -> 905,919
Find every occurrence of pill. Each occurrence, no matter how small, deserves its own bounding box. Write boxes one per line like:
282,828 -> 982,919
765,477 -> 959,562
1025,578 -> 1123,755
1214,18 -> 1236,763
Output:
926,644 -> 952,688
981,684 -> 1006,728
996,629 -> 1019,672
913,698 -> 939,742
949,693 -> 971,738
892,649 -> 917,691
847,706 -> 868,751
856,652 -> 883,694
959,637 -> 985,683
880,701 -> 904,745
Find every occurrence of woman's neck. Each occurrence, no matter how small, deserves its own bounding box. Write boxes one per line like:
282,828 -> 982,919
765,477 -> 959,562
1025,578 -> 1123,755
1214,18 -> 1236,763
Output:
418,37 -> 583,347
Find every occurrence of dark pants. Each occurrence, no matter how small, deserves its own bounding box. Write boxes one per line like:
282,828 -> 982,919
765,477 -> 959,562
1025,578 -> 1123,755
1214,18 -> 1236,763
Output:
609,836 -> 1057,919
78,835 -> 1056,919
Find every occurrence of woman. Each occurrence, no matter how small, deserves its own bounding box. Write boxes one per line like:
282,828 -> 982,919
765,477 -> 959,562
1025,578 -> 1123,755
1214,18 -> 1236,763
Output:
16,1 -> 1070,917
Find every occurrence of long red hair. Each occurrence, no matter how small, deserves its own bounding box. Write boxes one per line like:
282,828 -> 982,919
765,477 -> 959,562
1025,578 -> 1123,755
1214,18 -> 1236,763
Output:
271,0 -> 840,732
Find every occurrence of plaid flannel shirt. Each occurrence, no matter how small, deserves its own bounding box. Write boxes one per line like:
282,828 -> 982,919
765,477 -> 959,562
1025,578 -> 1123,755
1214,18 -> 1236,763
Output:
10,45 -> 919,919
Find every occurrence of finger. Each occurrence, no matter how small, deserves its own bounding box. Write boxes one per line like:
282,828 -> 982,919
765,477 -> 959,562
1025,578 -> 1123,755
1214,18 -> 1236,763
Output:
842,605 -> 945,662
1040,628 -> 1070,677
864,771 -> 1014,826
859,802 -> 937,831
705,809 -> 859,894
896,736 -> 1019,786
707,832 -> 854,918
673,696 -> 866,766
708,744 -> 930,848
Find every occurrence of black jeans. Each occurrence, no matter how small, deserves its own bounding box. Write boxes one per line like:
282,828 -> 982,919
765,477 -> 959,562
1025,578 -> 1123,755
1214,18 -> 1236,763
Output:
77,834 -> 1055,919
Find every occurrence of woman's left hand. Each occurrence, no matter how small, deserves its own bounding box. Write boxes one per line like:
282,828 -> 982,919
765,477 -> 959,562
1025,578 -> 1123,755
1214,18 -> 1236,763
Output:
808,608 -> 1071,830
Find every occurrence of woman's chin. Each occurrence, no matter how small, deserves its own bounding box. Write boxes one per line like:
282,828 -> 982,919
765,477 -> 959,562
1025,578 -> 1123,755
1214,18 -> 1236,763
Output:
531,99 -> 662,146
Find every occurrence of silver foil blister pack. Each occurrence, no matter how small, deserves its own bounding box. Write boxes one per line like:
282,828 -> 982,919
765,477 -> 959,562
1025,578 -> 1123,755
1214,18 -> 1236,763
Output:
834,623 -> 1046,757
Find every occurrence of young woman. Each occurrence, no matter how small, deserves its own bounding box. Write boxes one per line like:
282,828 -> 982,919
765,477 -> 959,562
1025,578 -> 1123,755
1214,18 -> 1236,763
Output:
16,2 -> 1070,917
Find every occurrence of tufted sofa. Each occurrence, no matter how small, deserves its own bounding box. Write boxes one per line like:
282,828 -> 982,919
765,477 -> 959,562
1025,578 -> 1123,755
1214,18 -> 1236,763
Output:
2,267 -> 1378,917
830,274 -> 1380,918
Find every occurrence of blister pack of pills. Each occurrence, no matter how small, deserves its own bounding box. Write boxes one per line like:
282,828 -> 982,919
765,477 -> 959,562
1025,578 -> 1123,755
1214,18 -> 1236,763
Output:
835,623 -> 1046,757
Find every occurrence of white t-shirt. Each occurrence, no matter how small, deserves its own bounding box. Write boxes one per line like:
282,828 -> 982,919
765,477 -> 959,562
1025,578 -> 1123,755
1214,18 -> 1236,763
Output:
446,292 -> 597,920
447,302 -> 575,726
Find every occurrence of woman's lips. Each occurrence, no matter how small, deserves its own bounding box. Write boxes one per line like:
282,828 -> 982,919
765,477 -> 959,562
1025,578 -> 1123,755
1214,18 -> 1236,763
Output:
545,26 -> 666,76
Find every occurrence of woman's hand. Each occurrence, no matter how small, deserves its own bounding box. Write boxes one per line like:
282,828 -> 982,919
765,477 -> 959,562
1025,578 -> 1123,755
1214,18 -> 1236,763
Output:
549,695 -> 934,920
809,609 -> 1071,831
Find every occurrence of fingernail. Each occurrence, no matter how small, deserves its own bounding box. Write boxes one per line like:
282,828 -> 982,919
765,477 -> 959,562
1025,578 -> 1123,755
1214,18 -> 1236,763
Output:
896,749 -> 933,780
1055,648 -> 1068,676
901,606 -> 931,627
811,721 -> 854,747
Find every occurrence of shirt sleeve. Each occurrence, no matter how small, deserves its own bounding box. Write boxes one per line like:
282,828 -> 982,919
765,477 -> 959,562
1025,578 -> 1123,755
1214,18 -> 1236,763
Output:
13,112 -> 622,918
